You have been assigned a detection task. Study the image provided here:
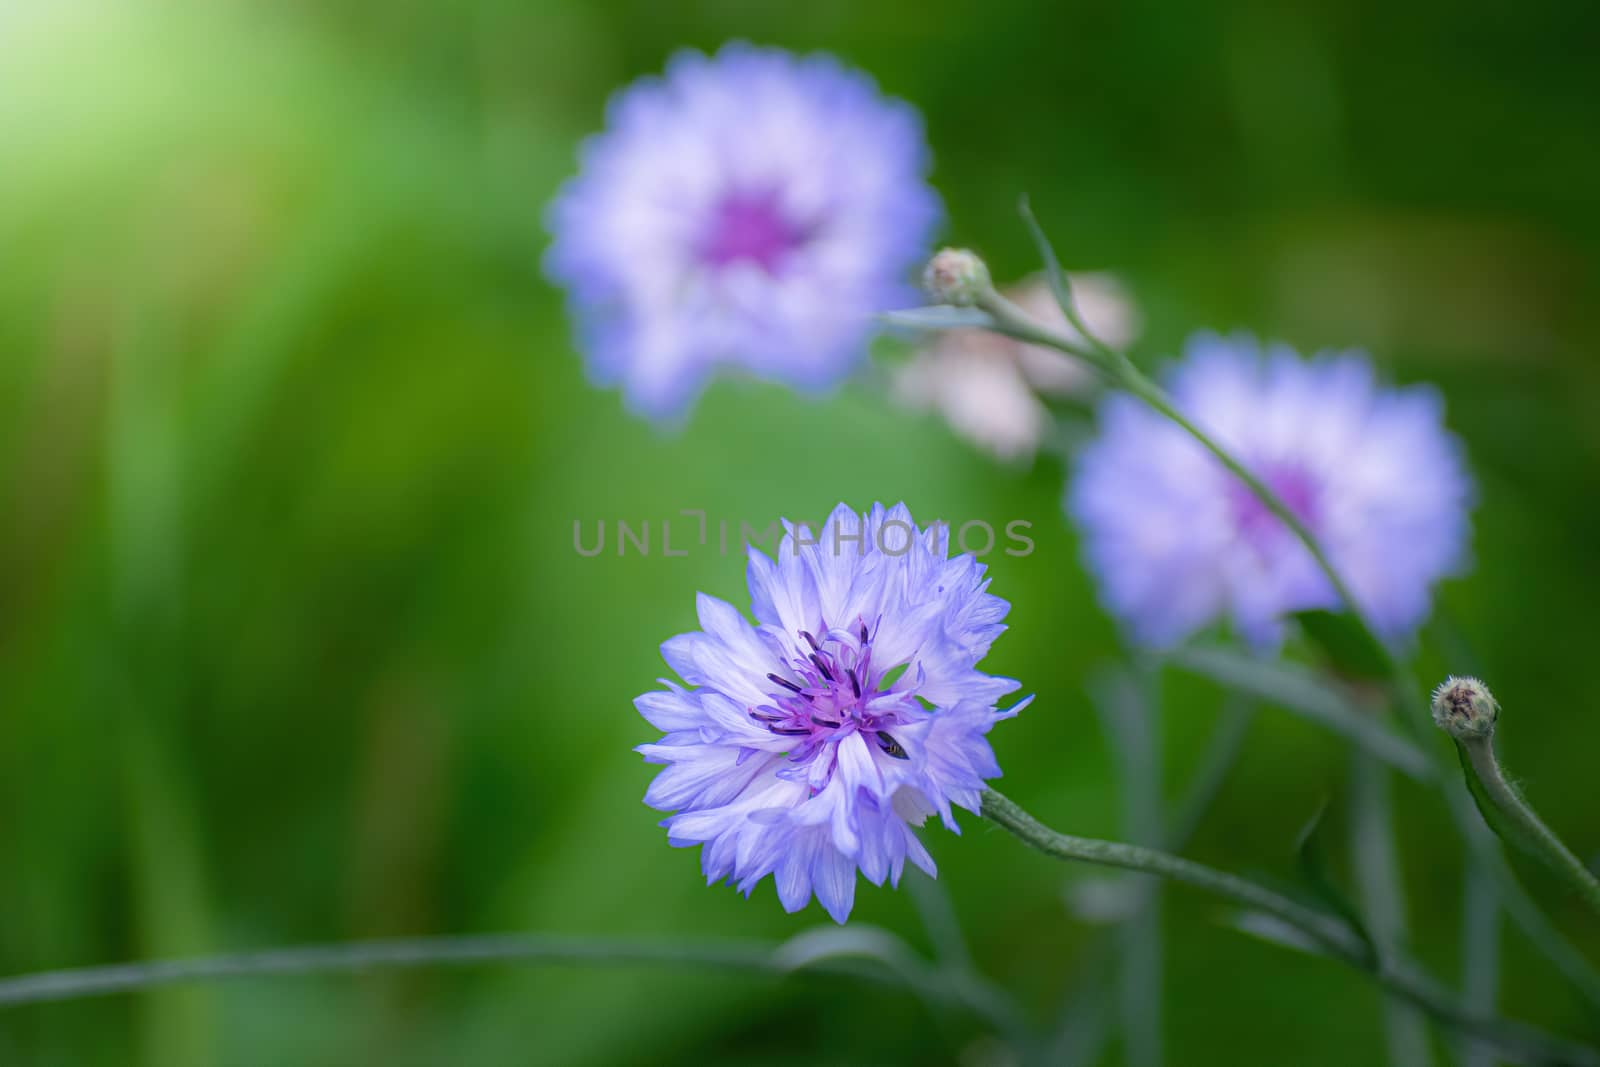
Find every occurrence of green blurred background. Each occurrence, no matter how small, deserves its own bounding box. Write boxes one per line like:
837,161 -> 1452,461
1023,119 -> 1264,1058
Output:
2,1 -> 1598,1064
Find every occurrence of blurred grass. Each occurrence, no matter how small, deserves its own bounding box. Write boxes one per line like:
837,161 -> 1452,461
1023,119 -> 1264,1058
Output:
1,0 -> 1598,1064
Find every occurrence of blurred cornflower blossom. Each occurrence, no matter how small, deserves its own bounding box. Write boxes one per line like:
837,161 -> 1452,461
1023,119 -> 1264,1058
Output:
1069,334 -> 1474,648
893,274 -> 1138,461
636,503 -> 1027,922
545,44 -> 941,419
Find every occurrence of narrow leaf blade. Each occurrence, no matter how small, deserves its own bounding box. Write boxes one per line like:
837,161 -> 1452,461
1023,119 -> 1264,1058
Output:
878,306 -> 996,332
1167,645 -> 1432,780
1293,609 -> 1390,682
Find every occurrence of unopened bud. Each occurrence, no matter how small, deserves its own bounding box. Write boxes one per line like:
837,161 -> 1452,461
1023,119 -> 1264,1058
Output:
923,248 -> 991,307
1431,675 -> 1499,740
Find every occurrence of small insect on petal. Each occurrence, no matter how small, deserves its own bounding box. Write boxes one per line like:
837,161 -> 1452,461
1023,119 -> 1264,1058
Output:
875,731 -> 910,759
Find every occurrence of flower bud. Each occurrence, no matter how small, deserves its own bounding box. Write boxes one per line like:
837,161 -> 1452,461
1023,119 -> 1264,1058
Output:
1431,675 -> 1499,740
923,248 -> 991,307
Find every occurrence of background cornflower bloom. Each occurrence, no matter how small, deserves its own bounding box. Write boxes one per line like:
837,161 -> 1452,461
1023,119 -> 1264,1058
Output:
545,44 -> 941,419
636,503 -> 1026,922
1068,334 -> 1475,648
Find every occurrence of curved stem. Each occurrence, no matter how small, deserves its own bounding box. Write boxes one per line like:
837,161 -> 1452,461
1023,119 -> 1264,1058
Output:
969,272 -> 1600,1005
975,289 -> 1109,370
0,933 -> 999,1028
981,788 -> 1600,1067
974,280 -> 1375,643
1119,370 -> 1371,618
1461,737 -> 1600,915
981,789 -> 1368,962
1049,696 -> 1255,1066
0,936 -> 839,1007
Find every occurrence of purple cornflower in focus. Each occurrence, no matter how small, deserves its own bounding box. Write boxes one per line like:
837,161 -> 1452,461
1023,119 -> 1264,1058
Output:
545,44 -> 941,420
1069,333 -> 1474,649
636,503 -> 1027,922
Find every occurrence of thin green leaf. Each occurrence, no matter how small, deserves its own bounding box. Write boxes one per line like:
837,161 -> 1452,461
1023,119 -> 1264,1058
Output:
878,306 -> 996,331
1348,752 -> 1434,1067
775,926 -> 1028,1046
1017,195 -> 1077,324
1295,801 -> 1377,968
1293,609 -> 1391,682
1460,862 -> 1502,1067
1230,911 -> 1327,956
1228,913 -> 1599,1067
1088,666 -> 1164,1067
1167,646 -> 1432,780
772,925 -> 924,976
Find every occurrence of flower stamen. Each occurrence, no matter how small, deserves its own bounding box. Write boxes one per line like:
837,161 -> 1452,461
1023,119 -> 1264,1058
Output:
767,673 -> 804,694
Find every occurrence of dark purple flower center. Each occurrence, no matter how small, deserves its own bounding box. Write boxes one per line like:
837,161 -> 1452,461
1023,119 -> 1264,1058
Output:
750,621 -> 915,766
697,189 -> 809,273
1226,460 -> 1323,547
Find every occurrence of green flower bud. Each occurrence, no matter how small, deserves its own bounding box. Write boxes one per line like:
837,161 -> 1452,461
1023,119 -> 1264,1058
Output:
1431,675 -> 1499,740
922,248 -> 992,307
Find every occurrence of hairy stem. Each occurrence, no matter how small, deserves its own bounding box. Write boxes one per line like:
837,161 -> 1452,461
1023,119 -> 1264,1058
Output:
981,789 -> 1366,961
1460,737 -> 1600,916
981,787 -> 1600,1067
969,261 -> 1600,1005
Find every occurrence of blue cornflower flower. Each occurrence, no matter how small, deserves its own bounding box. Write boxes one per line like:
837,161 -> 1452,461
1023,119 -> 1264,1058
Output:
1069,333 -> 1475,649
636,504 -> 1028,922
545,44 -> 941,420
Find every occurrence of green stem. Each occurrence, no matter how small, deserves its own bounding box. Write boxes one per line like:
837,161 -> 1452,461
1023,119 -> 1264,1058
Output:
1460,737 -> 1600,916
976,289 -> 1109,370
1049,696 -> 1256,1067
981,789 -> 1367,961
976,290 -> 1380,665
0,933 -> 986,1025
976,280 -> 1373,640
1123,371 -> 1366,610
972,273 -> 1600,1005
1091,666 -> 1164,1067
1460,860 -> 1502,1067
1350,750 -> 1433,1067
1016,195 -> 1133,372
981,788 -> 1600,1067
1168,697 -> 1258,845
